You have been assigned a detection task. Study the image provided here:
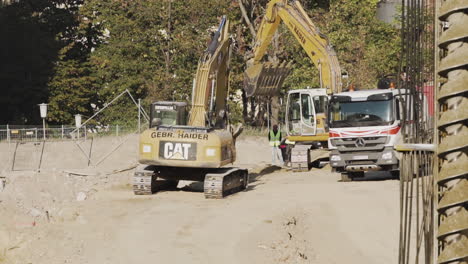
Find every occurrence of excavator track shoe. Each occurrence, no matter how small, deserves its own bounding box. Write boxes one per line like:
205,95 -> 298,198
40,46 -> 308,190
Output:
133,170 -> 154,195
204,168 -> 248,199
133,166 -> 179,195
290,145 -> 310,172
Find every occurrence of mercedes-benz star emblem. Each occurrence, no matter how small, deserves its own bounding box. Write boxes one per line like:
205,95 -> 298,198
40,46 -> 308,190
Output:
355,137 -> 366,147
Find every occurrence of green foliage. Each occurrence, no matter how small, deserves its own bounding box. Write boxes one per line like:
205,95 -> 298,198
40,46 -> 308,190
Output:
1,0 -> 401,125
325,0 -> 400,88
48,57 -> 99,124
0,0 -> 82,124
70,0 -> 231,124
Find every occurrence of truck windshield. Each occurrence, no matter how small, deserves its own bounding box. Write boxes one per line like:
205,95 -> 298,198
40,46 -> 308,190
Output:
329,99 -> 393,128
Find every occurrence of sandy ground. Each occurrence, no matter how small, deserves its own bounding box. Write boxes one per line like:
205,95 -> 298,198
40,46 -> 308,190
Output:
0,136 -> 400,264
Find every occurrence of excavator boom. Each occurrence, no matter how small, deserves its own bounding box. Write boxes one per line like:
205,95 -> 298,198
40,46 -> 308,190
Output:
189,16 -> 231,127
244,0 -> 342,96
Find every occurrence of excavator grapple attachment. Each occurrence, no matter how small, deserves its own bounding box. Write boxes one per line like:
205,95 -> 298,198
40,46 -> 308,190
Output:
244,61 -> 292,97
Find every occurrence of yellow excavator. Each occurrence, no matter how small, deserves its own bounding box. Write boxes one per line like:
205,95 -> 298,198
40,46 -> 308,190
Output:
133,0 -> 342,197
244,0 -> 343,171
133,16 -> 248,198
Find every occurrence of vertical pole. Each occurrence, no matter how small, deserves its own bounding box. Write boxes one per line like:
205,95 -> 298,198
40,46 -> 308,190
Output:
138,98 -> 141,133
6,124 -> 9,144
116,125 -> 119,137
78,127 -> 80,140
42,118 -> 46,140
267,101 -> 270,132
209,79 -> 215,112
61,125 -> 64,139
84,125 -> 87,141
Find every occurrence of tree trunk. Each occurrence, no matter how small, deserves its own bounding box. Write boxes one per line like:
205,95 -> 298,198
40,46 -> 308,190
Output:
238,0 -> 256,38
270,31 -> 280,127
241,89 -> 249,123
271,96 -> 280,126
164,1 -> 172,93
249,97 -> 256,123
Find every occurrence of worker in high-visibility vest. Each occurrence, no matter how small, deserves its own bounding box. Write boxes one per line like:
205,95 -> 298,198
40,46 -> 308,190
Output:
268,124 -> 283,166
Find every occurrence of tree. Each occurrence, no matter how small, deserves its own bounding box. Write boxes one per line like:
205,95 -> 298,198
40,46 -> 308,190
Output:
48,57 -> 99,123
325,0 -> 400,89
0,0 -> 82,124
71,0 -> 231,124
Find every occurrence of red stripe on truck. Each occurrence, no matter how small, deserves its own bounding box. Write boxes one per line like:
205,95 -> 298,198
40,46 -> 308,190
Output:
329,126 -> 400,138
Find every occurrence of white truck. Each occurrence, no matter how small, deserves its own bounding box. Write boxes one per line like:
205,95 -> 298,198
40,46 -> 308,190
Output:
327,89 -> 409,181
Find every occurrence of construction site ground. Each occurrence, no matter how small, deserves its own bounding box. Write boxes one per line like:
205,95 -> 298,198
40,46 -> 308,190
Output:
0,136 -> 400,264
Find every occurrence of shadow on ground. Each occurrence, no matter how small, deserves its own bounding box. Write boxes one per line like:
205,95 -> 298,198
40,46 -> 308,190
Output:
351,171 -> 399,182
245,165 -> 283,191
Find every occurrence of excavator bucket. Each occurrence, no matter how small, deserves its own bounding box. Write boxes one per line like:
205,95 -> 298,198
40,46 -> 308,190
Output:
244,61 -> 293,97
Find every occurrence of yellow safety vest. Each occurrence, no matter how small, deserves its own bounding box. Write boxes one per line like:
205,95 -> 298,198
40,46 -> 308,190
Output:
269,130 -> 281,147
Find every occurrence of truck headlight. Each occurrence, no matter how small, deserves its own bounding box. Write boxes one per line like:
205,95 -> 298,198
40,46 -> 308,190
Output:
206,148 -> 216,157
330,155 -> 341,161
142,144 -> 152,153
382,152 -> 393,160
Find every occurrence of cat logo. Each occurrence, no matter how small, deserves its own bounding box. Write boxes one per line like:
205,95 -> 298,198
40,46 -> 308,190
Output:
159,141 -> 197,160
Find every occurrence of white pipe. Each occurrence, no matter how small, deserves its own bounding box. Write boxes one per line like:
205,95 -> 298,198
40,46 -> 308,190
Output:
209,78 -> 216,113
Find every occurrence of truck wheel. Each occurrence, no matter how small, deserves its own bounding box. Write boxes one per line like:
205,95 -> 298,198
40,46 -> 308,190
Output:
341,173 -> 352,182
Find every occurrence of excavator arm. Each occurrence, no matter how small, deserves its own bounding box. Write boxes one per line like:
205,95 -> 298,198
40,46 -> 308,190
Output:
189,16 -> 231,128
244,0 -> 342,96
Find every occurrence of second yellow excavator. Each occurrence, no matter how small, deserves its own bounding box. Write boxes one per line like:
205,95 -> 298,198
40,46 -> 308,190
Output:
244,0 -> 343,171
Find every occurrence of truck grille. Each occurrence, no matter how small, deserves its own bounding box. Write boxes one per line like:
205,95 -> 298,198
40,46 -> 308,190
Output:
332,136 -> 388,152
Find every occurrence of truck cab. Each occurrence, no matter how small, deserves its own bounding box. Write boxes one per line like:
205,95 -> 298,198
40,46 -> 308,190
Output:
327,89 -> 409,181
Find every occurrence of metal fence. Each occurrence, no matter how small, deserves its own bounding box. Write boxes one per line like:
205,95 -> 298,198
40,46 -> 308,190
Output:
0,125 -> 139,142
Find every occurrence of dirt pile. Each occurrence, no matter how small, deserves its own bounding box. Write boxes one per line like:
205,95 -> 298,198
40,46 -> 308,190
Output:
0,136 -> 401,264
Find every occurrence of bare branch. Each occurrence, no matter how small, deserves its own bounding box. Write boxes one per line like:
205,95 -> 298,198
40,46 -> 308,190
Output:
238,0 -> 257,38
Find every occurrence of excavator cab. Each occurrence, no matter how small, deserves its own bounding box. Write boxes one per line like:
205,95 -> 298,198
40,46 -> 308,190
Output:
285,89 -> 328,136
150,101 -> 187,128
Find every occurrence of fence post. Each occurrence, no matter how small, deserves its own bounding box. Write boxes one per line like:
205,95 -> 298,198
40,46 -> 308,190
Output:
42,118 -> 46,140
6,124 -> 10,143
35,128 -> 38,141
116,125 -> 119,137
84,125 -> 87,141
138,98 -> 141,133
61,125 -> 64,139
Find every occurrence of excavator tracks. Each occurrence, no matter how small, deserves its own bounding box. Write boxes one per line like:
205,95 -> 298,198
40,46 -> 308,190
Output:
133,165 -> 249,199
133,166 -> 179,195
204,168 -> 249,199
133,168 -> 153,195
